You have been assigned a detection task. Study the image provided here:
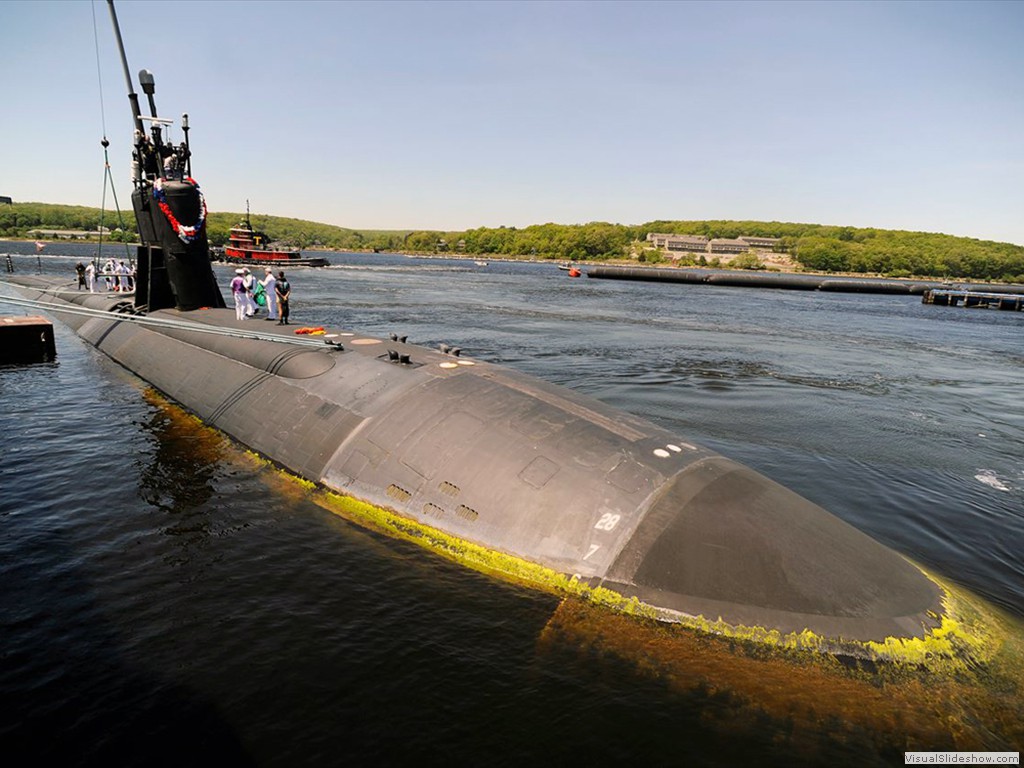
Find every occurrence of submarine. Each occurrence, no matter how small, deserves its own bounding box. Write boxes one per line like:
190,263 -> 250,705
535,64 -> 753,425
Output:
4,1 -> 999,670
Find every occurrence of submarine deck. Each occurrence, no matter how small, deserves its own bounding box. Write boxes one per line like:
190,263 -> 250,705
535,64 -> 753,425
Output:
4,275 -> 951,651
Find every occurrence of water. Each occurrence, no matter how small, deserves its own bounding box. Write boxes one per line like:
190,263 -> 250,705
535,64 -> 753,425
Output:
2,242 -> 1022,765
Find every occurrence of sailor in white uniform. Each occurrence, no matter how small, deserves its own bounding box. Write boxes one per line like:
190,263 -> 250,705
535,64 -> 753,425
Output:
242,268 -> 257,316
260,267 -> 278,321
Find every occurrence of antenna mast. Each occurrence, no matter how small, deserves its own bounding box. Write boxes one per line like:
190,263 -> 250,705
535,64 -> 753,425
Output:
106,0 -> 143,136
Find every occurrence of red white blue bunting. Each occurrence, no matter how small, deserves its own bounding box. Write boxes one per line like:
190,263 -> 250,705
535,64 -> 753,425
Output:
153,177 -> 207,244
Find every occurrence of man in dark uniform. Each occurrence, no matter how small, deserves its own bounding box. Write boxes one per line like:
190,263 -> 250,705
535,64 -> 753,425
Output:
275,271 -> 291,325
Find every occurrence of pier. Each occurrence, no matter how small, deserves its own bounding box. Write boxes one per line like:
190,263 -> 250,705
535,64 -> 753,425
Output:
923,289 -> 1024,311
0,315 -> 56,363
586,266 -> 1024,298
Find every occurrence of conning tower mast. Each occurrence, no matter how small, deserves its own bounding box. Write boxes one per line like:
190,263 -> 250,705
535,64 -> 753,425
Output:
106,0 -> 224,312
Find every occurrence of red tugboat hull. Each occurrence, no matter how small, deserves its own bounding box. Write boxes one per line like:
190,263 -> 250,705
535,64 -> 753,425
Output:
222,246 -> 329,268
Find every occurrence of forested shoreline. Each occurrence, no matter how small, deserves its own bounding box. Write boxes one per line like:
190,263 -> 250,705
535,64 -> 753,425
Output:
3,202 -> 1022,282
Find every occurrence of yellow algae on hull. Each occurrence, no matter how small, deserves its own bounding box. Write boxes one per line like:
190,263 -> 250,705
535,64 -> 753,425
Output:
308,482 -> 1024,752
140,388 -> 1024,753
539,600 -> 1024,759
309,481 -> 1010,673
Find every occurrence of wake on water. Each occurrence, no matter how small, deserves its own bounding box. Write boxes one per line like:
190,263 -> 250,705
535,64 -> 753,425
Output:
975,469 -> 1011,492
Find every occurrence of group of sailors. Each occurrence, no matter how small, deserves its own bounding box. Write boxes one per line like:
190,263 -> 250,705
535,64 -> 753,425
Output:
230,266 -> 291,325
75,259 -> 135,293
72,259 -> 293,323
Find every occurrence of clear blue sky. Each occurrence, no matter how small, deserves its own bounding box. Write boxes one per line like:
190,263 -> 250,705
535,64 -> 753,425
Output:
3,0 -> 1022,244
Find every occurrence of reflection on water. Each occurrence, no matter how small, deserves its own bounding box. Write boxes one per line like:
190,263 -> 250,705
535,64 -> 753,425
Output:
137,391 -> 229,518
540,599 -> 1024,763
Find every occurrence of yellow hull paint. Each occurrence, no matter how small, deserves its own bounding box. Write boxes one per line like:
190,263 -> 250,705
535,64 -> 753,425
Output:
149,389 -> 1024,750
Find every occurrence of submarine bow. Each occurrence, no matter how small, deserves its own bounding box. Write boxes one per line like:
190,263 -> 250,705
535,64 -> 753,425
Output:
604,457 -> 940,641
302,361 -> 943,646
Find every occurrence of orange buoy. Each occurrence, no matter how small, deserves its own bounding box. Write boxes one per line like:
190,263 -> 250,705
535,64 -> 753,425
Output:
568,268 -> 582,278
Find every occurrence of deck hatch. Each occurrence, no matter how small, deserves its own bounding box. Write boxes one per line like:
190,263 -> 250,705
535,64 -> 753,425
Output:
519,456 -> 560,489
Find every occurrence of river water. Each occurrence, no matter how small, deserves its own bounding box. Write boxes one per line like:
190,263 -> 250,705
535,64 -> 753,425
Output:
1,241 -> 1022,766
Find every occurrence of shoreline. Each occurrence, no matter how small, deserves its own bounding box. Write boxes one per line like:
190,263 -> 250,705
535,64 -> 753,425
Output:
4,238 -> 1019,287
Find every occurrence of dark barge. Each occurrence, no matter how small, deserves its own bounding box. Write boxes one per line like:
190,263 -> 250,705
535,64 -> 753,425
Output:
923,288 -> 1024,311
0,315 -> 56,364
586,265 -> 1024,297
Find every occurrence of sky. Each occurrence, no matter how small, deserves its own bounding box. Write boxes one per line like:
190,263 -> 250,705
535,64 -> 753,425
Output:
2,0 -> 1023,244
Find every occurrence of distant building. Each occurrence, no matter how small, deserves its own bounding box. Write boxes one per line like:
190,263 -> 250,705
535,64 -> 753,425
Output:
739,236 -> 780,250
708,238 -> 751,255
28,227 -> 110,240
0,196 -> 12,205
646,233 -> 709,253
646,232 -> 784,257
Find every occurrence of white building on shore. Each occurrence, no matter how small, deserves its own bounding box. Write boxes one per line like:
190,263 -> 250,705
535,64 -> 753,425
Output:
646,232 -> 782,258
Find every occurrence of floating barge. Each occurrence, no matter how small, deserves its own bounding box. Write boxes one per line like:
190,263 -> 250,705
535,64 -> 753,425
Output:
586,265 -> 1024,297
923,289 -> 1024,311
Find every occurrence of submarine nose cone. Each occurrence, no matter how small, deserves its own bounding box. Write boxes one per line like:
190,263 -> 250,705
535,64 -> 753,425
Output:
605,457 -> 942,642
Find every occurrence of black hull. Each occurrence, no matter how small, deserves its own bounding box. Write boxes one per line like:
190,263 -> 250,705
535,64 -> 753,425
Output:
7,275 -> 958,661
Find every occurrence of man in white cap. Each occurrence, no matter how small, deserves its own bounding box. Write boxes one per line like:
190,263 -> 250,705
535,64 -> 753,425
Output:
230,268 -> 247,320
241,267 -> 257,316
260,267 -> 278,321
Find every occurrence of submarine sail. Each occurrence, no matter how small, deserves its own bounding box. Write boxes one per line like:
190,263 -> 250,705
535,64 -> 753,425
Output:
106,0 -> 223,312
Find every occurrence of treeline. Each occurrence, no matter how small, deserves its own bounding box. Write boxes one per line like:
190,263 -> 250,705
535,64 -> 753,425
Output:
4,203 -> 1024,281
404,222 -> 633,261
0,202 -> 139,241
204,212 -> 408,251
0,203 -> 404,251
405,220 -> 1024,281
782,229 -> 1024,280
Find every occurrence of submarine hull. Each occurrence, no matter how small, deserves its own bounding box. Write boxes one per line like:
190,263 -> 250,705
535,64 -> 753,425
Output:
8,276 -> 949,652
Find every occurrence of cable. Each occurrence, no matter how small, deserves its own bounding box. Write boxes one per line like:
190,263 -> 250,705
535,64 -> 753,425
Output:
91,0 -> 108,141
0,291 -> 343,351
93,1 -> 133,265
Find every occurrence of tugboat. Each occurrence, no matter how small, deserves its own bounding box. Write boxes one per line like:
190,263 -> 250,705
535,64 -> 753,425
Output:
222,201 -> 329,268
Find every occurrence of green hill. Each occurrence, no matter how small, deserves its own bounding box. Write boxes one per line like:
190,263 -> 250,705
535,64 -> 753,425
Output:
2,203 -> 1022,282
204,211 -> 410,252
0,202 -> 407,252
404,220 -> 1024,281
